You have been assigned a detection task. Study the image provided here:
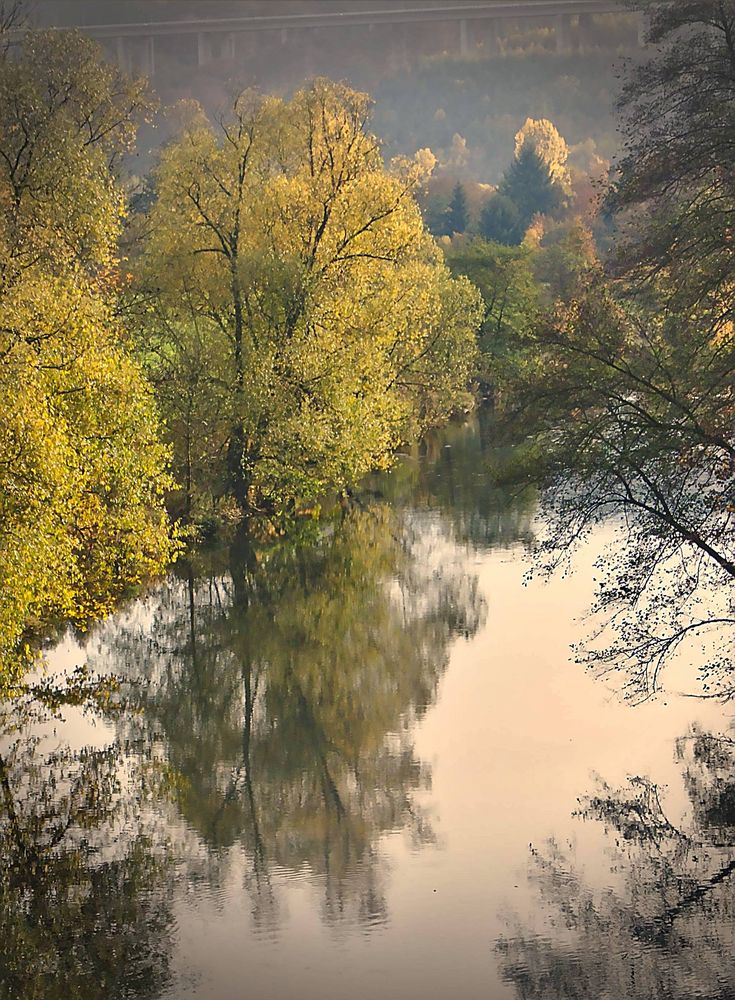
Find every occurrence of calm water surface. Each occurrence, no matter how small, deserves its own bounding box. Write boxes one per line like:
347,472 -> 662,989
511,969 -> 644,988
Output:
2,414 -> 734,999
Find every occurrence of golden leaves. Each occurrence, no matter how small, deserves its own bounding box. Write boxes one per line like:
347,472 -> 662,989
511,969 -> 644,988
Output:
142,80 -> 481,516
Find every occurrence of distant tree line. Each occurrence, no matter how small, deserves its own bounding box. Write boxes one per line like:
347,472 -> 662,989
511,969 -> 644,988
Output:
425,118 -> 571,242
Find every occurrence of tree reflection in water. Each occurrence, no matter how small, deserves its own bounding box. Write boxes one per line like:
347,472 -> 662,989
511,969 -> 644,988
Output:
95,503 -> 486,932
379,409 -> 537,551
0,688 -> 175,999
497,726 -> 735,999
0,424 -> 519,989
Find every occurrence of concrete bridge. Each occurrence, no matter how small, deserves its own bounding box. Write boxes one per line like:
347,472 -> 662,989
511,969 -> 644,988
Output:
25,2 -> 640,78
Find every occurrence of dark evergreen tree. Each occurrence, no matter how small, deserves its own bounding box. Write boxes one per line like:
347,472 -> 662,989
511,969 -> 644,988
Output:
423,198 -> 452,237
478,193 -> 523,245
479,147 -> 564,246
446,181 -> 469,234
500,145 -> 564,228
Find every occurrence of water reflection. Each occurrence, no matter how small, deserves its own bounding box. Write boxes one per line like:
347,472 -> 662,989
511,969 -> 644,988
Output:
379,409 -> 536,550
0,693 -> 175,999
497,727 -> 735,999
9,416 -> 703,999
91,503 -> 486,932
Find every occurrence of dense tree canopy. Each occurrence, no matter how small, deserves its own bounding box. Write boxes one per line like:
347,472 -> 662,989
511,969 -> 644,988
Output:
446,237 -> 539,398
446,181 -> 469,235
0,29 -> 174,686
478,192 -> 524,247
137,80 -> 481,520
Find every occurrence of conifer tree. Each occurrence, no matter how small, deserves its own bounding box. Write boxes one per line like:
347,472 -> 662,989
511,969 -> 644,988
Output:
446,181 -> 469,235
500,145 -> 564,227
479,146 -> 564,246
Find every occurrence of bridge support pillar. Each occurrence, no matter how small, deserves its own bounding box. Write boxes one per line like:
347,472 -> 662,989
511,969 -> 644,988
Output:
488,19 -> 501,54
115,36 -> 130,74
197,31 -> 213,66
555,14 -> 574,53
237,30 -> 257,70
578,12 -> 594,49
475,17 -> 502,55
387,24 -> 410,74
224,32 -> 236,60
637,11 -> 649,46
141,35 -> 155,78
115,35 -> 154,78
459,18 -> 469,57
303,27 -> 318,77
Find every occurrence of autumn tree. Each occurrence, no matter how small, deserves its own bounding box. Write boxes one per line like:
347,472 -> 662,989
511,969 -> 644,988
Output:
514,117 -> 571,189
446,238 -> 539,395
0,29 -> 174,685
138,80 -> 481,520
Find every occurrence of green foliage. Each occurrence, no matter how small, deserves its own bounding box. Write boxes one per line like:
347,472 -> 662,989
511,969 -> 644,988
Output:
533,222 -> 599,301
505,146 -> 565,229
136,314 -> 234,523
0,30 -> 175,685
446,181 -> 469,234
478,192 -> 524,245
478,146 -> 566,245
500,143 -> 563,222
138,80 -> 482,520
446,237 -> 539,391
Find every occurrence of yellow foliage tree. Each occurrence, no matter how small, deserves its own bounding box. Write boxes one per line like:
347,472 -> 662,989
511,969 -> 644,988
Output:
514,117 -> 571,189
139,80 -> 482,517
0,30 -> 174,684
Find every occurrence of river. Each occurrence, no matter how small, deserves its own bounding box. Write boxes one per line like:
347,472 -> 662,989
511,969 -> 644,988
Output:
2,413 -> 734,999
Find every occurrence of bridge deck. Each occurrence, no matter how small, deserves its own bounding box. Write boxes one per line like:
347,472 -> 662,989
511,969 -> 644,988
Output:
22,1 -> 628,38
